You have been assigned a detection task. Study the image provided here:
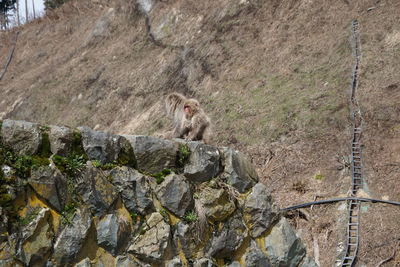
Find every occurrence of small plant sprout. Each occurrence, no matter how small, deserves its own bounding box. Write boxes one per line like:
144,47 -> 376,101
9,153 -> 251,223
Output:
184,210 -> 198,223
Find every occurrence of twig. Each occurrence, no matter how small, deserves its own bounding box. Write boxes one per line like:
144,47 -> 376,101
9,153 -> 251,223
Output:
376,241 -> 399,267
0,31 -> 19,81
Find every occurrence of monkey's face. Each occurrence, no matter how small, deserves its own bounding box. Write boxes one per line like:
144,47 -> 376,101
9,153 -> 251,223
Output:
184,99 -> 200,117
184,105 -> 191,115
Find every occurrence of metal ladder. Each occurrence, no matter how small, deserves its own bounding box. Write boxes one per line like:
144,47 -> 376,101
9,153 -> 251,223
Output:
341,19 -> 362,267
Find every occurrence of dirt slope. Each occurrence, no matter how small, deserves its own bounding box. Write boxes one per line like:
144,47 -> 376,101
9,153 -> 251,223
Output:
0,0 -> 399,265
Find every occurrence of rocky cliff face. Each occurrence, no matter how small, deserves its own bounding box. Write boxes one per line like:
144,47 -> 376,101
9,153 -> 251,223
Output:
0,119 -> 315,267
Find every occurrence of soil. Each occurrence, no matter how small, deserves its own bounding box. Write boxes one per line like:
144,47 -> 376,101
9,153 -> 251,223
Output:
0,0 -> 399,266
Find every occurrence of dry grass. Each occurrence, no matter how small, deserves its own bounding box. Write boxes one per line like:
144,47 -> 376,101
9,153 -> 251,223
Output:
0,0 -> 399,265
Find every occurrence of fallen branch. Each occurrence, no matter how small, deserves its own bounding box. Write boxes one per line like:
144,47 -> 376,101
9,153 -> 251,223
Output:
376,241 -> 399,267
0,31 -> 19,81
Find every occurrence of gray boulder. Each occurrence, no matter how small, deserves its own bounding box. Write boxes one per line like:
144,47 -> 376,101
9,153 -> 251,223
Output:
244,183 -> 279,238
115,255 -> 150,267
207,213 -> 247,259
198,187 -> 235,222
299,257 -> 319,267
183,142 -> 221,183
74,258 -> 91,267
110,166 -> 154,215
78,126 -> 136,166
123,135 -> 179,173
52,208 -> 92,267
264,218 -> 306,267
221,148 -> 258,193
167,257 -> 182,267
17,208 -> 54,266
128,212 -> 171,263
244,240 -> 271,267
96,213 -> 130,256
76,164 -> 119,216
1,119 -> 41,156
48,125 -> 76,156
193,258 -> 217,267
155,173 -> 193,217
29,165 -> 68,212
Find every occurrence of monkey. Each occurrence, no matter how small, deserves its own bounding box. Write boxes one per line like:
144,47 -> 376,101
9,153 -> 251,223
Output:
163,92 -> 211,143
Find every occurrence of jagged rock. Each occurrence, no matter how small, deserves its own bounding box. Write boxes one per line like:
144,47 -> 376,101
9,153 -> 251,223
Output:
48,125 -> 76,156
221,148 -> 258,193
227,262 -> 241,267
110,166 -> 154,215
198,187 -> 235,222
137,0 -> 154,14
155,173 -> 193,217
300,257 -> 319,267
244,183 -> 279,238
193,258 -> 217,267
123,135 -> 179,173
264,218 -> 306,267
244,240 -> 271,267
52,208 -> 92,267
74,258 -> 91,267
0,119 -> 41,156
76,164 -> 119,216
183,142 -> 221,183
173,221 -> 202,259
78,126 -> 136,166
207,213 -> 247,259
29,165 -> 68,212
115,255 -> 150,267
17,208 -> 53,266
128,212 -> 171,263
167,257 -> 182,267
97,213 -> 130,256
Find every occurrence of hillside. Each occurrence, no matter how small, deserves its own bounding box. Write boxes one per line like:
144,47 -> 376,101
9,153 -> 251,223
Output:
1,0 -> 399,265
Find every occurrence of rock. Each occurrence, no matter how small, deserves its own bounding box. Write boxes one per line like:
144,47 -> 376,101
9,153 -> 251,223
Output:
244,240 -> 271,267
97,213 -> 130,256
198,187 -> 235,222
193,258 -> 217,267
207,213 -> 247,259
74,258 -> 91,267
137,0 -> 154,14
52,208 -> 92,267
128,212 -> 171,263
227,262 -> 241,267
264,218 -> 306,267
173,221 -> 201,259
155,174 -> 193,217
167,257 -> 182,267
48,125 -> 76,156
78,127 -> 136,166
221,148 -> 258,193
76,164 -> 119,216
110,166 -> 154,215
244,183 -> 279,238
29,165 -> 68,212
17,208 -> 53,266
1,119 -> 41,156
299,257 -> 319,267
184,142 -> 221,183
115,255 -> 150,267
123,135 -> 179,173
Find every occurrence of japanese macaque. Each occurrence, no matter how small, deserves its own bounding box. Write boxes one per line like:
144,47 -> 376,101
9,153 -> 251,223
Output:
164,92 -> 211,143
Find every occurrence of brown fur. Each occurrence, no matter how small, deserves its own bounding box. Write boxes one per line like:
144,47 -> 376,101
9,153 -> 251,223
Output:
164,92 -> 211,143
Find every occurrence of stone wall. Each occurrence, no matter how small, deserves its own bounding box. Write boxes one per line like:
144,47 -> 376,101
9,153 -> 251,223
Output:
0,119 -> 316,267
